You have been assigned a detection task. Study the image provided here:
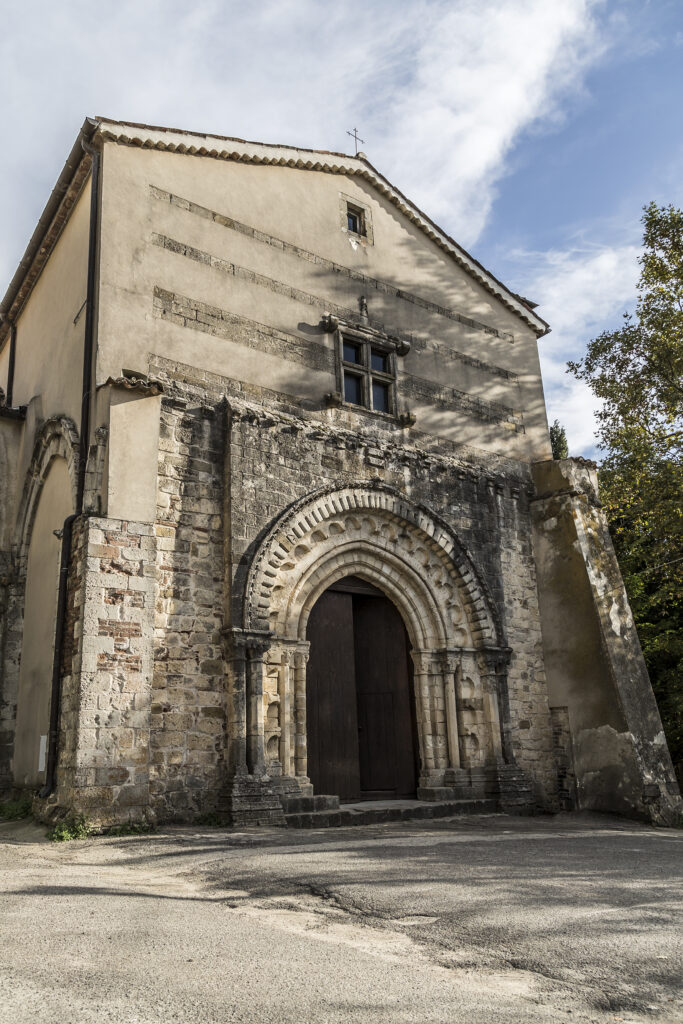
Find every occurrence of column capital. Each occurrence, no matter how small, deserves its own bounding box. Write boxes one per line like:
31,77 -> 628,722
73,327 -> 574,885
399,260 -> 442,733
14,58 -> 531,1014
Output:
410,648 -> 434,674
478,646 -> 512,674
222,626 -> 273,657
293,642 -> 310,668
436,648 -> 462,674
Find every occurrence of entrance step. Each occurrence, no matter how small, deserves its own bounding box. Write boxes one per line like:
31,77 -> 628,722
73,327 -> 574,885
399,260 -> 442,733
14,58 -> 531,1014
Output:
284,797 -> 497,829
280,794 -> 340,815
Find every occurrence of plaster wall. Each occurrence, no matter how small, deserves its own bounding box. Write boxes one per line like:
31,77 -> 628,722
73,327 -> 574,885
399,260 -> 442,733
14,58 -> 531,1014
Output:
13,456 -> 72,786
10,181 -> 90,424
531,459 -> 681,824
0,180 -> 89,553
0,420 -> 22,551
95,143 -> 550,462
107,391 -> 162,522
0,345 -> 8,400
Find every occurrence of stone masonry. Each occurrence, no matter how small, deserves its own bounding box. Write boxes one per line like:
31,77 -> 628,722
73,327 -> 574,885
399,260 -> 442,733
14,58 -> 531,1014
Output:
1,119 -> 679,828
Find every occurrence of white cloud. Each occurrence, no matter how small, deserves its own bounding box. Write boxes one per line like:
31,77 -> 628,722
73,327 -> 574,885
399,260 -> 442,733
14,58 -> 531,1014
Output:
518,243 -> 640,455
0,0 -> 604,283
1,0 -> 629,461
372,0 -> 605,245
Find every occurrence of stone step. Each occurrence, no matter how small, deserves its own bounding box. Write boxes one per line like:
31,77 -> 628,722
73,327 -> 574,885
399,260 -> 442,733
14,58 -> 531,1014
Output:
285,798 -> 497,829
280,794 -> 340,814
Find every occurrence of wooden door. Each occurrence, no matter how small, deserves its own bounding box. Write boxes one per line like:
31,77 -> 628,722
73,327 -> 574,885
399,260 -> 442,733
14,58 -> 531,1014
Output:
306,577 -> 417,801
306,589 -> 361,800
354,594 -> 418,799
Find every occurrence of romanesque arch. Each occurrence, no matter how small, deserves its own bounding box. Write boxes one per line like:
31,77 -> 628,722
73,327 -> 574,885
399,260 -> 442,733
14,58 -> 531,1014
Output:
244,482 -> 503,647
1,417 -> 79,787
233,483 -> 511,798
13,416 -> 79,567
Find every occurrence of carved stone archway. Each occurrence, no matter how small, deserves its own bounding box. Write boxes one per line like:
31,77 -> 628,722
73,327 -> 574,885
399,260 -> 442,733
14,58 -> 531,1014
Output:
230,483 -> 511,801
0,416 -> 79,789
13,416 -> 79,568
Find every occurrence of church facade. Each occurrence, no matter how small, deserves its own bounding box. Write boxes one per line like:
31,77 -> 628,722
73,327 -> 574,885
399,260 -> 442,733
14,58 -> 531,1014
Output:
0,118 -> 679,827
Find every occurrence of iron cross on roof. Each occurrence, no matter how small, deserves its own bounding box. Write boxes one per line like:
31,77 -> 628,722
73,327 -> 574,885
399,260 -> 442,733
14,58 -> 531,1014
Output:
346,127 -> 365,155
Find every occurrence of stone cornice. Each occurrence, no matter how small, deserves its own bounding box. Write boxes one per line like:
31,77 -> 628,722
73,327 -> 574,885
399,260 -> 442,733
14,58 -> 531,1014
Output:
99,374 -> 165,397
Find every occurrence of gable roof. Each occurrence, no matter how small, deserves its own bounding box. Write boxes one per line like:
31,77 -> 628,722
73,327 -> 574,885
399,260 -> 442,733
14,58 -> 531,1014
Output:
0,116 -> 550,348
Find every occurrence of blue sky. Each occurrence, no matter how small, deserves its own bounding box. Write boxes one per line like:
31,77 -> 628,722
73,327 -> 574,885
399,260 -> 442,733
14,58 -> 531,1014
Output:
1,0 -> 681,456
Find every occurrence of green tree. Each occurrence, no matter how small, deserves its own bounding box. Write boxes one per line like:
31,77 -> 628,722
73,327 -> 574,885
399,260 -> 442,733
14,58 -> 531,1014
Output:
568,202 -> 683,774
549,419 -> 569,460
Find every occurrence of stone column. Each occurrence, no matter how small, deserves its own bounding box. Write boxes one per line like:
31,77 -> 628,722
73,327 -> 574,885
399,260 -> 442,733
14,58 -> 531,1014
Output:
442,650 -> 461,770
430,655 -> 449,772
480,648 -> 511,764
246,637 -> 270,778
293,644 -> 309,783
411,649 -> 439,786
224,632 -> 248,778
223,629 -> 286,826
279,649 -> 293,776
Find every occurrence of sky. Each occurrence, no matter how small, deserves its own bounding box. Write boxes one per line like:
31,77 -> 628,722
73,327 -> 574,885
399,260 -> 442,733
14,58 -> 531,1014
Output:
1,0 -> 682,457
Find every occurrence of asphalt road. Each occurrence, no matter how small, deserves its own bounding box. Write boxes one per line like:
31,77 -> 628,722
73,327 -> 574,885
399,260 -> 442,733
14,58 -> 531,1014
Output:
0,812 -> 681,1024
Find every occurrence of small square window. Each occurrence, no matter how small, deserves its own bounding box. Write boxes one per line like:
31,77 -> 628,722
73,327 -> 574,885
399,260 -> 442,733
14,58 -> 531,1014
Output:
343,341 -> 362,364
339,193 -> 373,244
372,381 -> 389,413
344,373 -> 363,405
346,203 -> 365,236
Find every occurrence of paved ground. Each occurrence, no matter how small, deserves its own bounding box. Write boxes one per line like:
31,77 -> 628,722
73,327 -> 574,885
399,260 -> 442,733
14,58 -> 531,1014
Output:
0,812 -> 681,1024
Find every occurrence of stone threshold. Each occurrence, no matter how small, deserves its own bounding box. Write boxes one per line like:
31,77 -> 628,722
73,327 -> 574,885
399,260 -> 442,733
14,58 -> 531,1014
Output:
284,796 -> 498,829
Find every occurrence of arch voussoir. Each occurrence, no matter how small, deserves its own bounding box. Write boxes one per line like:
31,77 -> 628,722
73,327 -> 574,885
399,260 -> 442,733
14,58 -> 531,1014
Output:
244,482 -> 503,651
14,416 -> 79,566
240,482 -> 509,795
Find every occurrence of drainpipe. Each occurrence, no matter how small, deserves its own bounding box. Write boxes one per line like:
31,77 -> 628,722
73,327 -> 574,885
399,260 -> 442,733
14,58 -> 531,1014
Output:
40,514 -> 76,798
76,137 -> 101,509
40,138 -> 101,799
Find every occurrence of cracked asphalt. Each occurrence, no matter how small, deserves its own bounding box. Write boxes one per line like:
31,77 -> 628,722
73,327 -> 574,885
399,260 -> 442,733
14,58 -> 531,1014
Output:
0,812 -> 681,1023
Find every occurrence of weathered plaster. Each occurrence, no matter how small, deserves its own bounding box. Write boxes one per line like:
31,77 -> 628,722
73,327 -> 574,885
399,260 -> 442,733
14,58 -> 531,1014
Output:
531,458 -> 681,825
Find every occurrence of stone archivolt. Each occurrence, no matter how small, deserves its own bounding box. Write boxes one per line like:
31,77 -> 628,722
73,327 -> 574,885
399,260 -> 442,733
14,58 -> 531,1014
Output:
13,416 -> 78,566
239,483 -> 510,796
245,483 -> 500,647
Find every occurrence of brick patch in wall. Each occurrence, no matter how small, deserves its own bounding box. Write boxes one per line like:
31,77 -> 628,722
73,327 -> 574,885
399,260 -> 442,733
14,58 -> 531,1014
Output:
54,517 -> 157,824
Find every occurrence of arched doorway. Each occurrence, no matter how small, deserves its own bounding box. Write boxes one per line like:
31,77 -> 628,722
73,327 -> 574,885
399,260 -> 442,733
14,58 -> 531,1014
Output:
14,455 -> 74,785
305,576 -> 418,801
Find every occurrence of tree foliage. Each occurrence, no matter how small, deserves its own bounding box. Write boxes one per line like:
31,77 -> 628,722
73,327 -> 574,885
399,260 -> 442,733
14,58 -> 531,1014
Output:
568,202 -> 683,772
549,419 -> 569,460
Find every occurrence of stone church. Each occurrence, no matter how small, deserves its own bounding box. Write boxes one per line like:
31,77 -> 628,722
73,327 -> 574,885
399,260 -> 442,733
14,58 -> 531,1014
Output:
0,117 -> 679,827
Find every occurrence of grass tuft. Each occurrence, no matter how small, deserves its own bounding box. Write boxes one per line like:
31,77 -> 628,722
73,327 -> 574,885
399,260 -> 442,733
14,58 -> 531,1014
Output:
47,814 -> 93,842
0,796 -> 33,821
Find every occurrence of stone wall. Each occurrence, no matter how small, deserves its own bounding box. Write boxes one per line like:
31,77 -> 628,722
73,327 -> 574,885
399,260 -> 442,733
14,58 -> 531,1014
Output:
51,516 -> 156,824
149,355 -> 558,814
550,706 -> 577,812
150,388 -> 227,821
